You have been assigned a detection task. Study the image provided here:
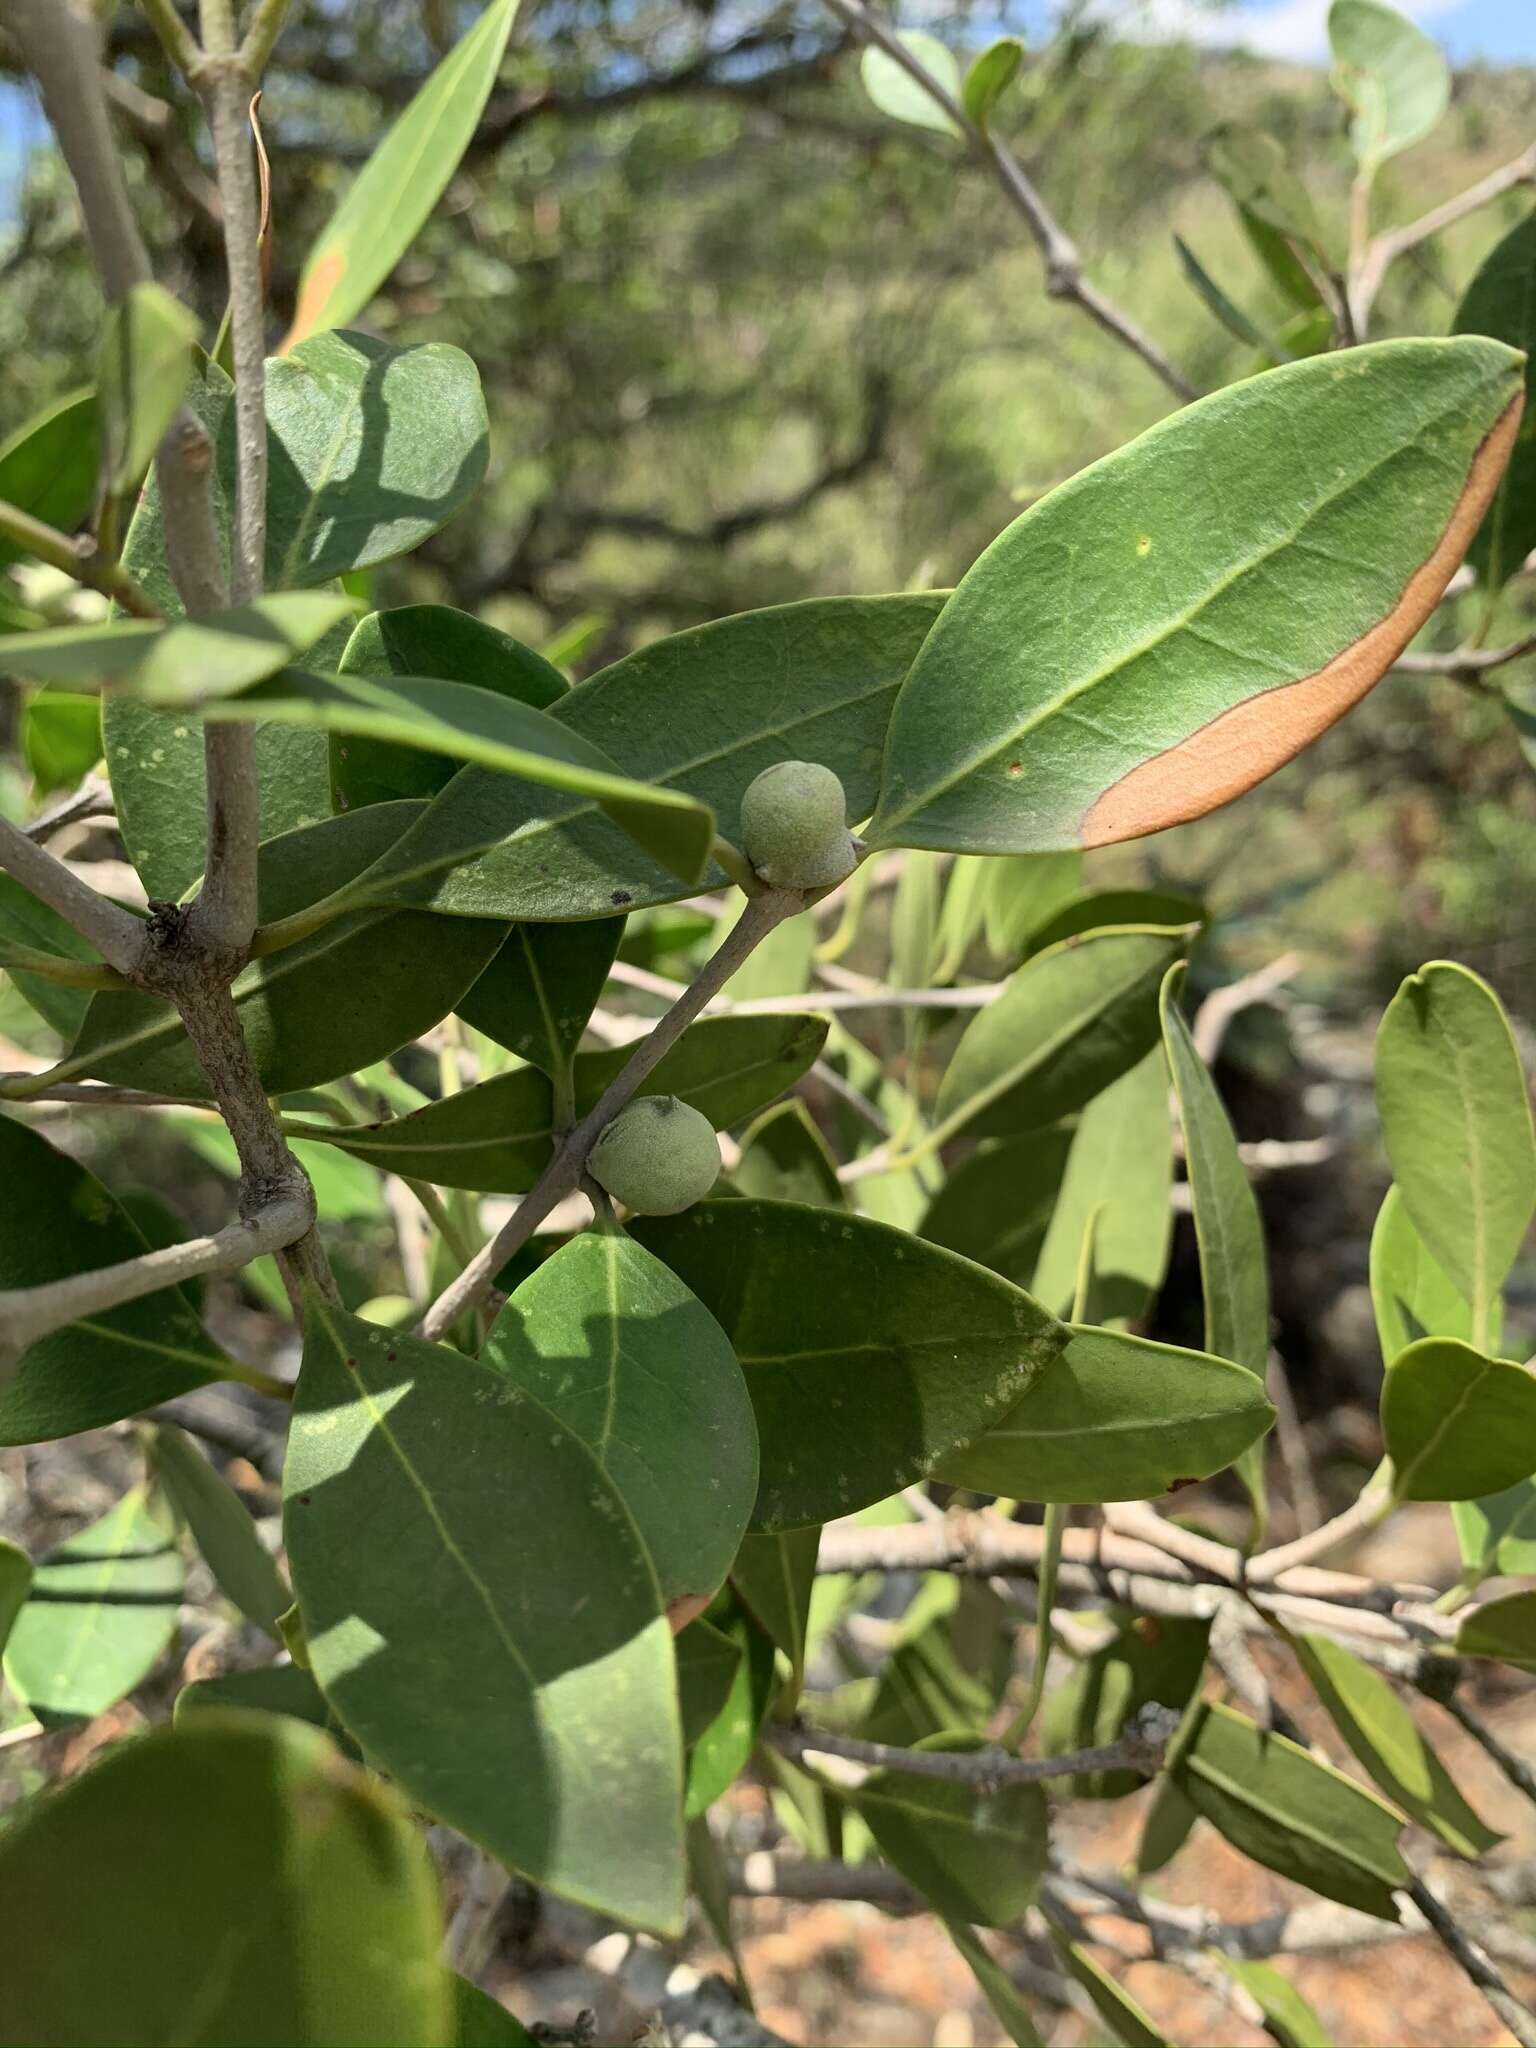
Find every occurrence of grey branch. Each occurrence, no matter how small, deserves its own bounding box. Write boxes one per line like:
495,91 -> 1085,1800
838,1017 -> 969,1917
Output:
1391,631 -> 1536,685
0,1193 -> 312,1352
768,1706 -> 1175,1787
419,889 -> 803,1341
1404,1867 -> 1536,2048
0,819 -> 145,976
24,778 -> 115,845
819,0 -> 1197,403
1352,139 -> 1536,335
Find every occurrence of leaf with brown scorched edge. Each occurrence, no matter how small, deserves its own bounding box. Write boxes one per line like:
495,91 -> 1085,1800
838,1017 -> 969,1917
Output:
0,1113 -> 230,1447
45,804 -> 506,1097
848,1733 -> 1047,1928
283,1013 -> 827,1192
935,925 -> 1192,1140
333,593 -> 947,924
868,339 -> 1523,853
284,0 -> 521,348
933,1324 -> 1274,1504
283,1300 -> 685,1931
333,602 -> 568,811
457,918 -> 624,1078
1294,1632 -> 1501,1858
213,667 -> 714,890
4,1489 -> 183,1720
481,1232 -> 757,1619
0,1713 -> 447,2045
1170,1700 -> 1409,1918
1375,960 -> 1536,1331
632,1199 -> 1063,1531
1381,1337 -> 1536,1502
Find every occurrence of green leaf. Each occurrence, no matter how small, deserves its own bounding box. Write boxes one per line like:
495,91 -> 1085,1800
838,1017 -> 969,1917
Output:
482,1233 -> 757,1617
1294,1632 -> 1501,1858
920,1126 -> 1074,1289
732,1100 -> 844,1208
868,339 -> 1523,853
685,1589 -> 777,1815
1030,1046 -> 1173,1326
23,689 -> 100,796
1452,1476 -> 1536,1581
1375,960 -> 1536,1326
288,1013 -> 827,1192
1329,0 -> 1449,169
333,603 -> 567,810
0,593 -> 356,706
454,1977 -> 538,2048
1454,207 -> 1536,592
285,0 -> 522,347
1170,1700 -> 1408,1918
1370,1183 -> 1477,1363
218,665 -> 714,890
1215,1958 -> 1331,2048
1136,1773 -> 1200,1877
0,390 -> 98,568
935,854 -> 993,980
175,1659 -> 352,1746
861,1602 -> 1001,1748
0,1538 -> 31,1660
676,1617 -> 744,1745
935,1325 -> 1275,1504
1047,1934 -> 1166,2048
1381,1337 -> 1536,1502
961,38 -> 1024,130
1457,1589 -> 1536,1672
4,1488 -> 183,1720
457,918 -> 622,1080
860,33 -> 963,138
633,1199 -> 1063,1530
56,806 -> 506,1096
935,925 -> 1193,1139
1203,124 -> 1328,265
851,1735 -> 1046,1927
0,871 -> 102,1039
1022,888 -> 1207,963
345,593 -> 946,924
943,1920 -> 1045,2048
1175,234 -> 1286,360
982,851 -> 1082,957
0,1712 -> 448,2044
0,1114 -> 229,1445
731,1526 -> 819,1704
1040,1612 -> 1210,1797
149,1424 -> 289,1637
97,281 -> 199,494
283,1301 -> 685,1931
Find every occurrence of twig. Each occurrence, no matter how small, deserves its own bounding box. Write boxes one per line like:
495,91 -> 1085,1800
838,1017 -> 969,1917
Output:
0,818 -> 145,975
0,942 -> 124,990
419,890 -> 803,1341
1246,1475 -> 1394,1584
239,0 -> 295,77
582,1931 -> 789,2048
1435,1689 -> 1536,1811
0,1193 -> 311,1357
139,0 -> 202,78
1190,952 -> 1301,1064
1352,140 -> 1536,335
769,1706 -> 1174,1787
1391,631 -> 1536,683
0,1719 -> 46,1752
1403,1867 -> 1536,2048
820,0 -> 1197,404
0,1078 -> 214,1108
0,499 -> 162,617
24,778 -> 115,844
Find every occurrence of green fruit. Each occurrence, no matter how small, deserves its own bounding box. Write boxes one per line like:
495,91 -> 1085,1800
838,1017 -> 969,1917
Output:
738,759 -> 856,890
588,1095 -> 721,1215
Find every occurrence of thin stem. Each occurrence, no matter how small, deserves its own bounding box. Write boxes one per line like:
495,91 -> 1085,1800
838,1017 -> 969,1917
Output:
0,500 -> 162,617
405,1176 -> 479,1272
1403,1869 -> 1536,2048
239,0 -> 296,75
1346,167 -> 1375,334
768,1711 -> 1173,1788
820,0 -> 1197,404
1353,139 -> 1536,335
419,889 -> 803,1341
24,778 -> 114,844
0,819 -> 145,976
1003,1501 -> 1065,1750
1435,1689 -> 1536,1811
0,1194 -> 311,1353
0,943 -> 126,990
1391,631 -> 1536,680
1246,1469 -> 1394,1584
139,0 -> 203,78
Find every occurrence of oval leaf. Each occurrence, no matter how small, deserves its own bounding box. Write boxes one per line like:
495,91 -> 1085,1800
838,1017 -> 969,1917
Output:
868,339 -> 1523,853
852,1739 -> 1046,1927
934,1325 -> 1275,1504
150,1423 -> 289,1637
1369,1182 -> 1476,1365
457,917 -> 623,1078
1329,0 -> 1449,168
1381,1336 -> 1536,1502
962,38 -> 1024,129
1453,206 -> 1536,592
1375,960 -> 1536,1323
481,1233 -> 757,1618
283,1300 -> 685,1932
0,390 -> 98,568
4,1488 -> 184,1720
1457,1590 -> 1536,1672
0,1114 -> 230,1445
0,1713 -> 447,2044
633,1199 -> 1064,1530
860,32 -> 963,137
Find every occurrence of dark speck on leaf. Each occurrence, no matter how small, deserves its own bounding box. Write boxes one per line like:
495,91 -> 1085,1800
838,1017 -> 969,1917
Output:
298,1494 -> 312,1506
611,890 -> 632,906
1168,1476 -> 1199,1492
386,1350 -> 397,1363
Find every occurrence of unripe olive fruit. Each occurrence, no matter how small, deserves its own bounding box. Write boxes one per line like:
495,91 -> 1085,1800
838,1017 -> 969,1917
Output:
588,1095 -> 721,1215
738,759 -> 857,890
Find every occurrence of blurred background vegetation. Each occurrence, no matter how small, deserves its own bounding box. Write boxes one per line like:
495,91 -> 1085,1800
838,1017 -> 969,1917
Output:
1,0 -> 1534,1394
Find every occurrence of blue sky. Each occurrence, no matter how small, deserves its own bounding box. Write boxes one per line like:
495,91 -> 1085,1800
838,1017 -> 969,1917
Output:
1090,0 -> 1536,62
